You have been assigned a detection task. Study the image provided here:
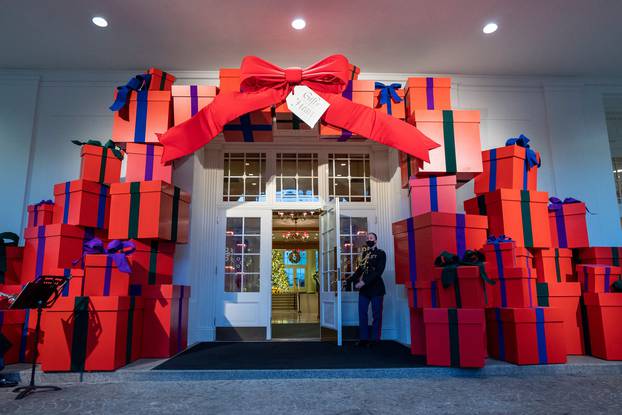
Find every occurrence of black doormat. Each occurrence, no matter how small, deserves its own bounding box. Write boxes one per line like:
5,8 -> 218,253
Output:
154,341 -> 425,370
271,323 -> 320,339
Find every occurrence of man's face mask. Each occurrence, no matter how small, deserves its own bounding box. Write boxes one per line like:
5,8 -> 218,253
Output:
366,240 -> 376,248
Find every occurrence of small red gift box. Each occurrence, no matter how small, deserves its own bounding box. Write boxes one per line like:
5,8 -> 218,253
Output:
129,239 -> 175,286
108,181 -> 191,243
407,280 -> 439,309
1,236 -> 22,285
435,265 -> 495,309
320,80 -> 376,140
515,247 -> 535,273
131,284 -> 190,358
474,145 -> 540,195
171,85 -> 218,126
409,308 -> 426,356
41,295 -> 143,372
534,248 -> 574,283
78,143 -> 124,184
27,201 -> 54,227
482,238 -> 516,276
404,77 -> 452,119
486,307 -> 567,365
582,292 -> 622,360
408,176 -> 456,216
424,308 -> 486,368
392,213 -> 488,287
373,83 -> 406,119
548,201 -> 589,249
463,194 -> 488,216
577,264 -> 621,293
0,309 -> 26,364
124,143 -> 172,183
22,224 -> 95,282
53,179 -> 110,229
488,266 -> 537,308
536,282 -> 585,355
485,189 -> 552,248
408,110 -> 483,182
576,247 -> 622,267
83,254 -> 131,296
111,90 -> 172,143
146,68 -> 176,91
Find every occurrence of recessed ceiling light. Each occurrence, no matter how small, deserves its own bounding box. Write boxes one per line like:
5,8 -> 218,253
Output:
291,18 -> 306,30
482,22 -> 498,34
92,16 -> 108,28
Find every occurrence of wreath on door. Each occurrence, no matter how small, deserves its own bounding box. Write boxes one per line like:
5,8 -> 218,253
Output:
288,250 -> 301,264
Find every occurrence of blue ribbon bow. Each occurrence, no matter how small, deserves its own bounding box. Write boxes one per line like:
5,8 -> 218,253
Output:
34,199 -> 53,208
505,134 -> 541,170
548,197 -> 591,214
80,238 -> 136,273
375,82 -> 403,106
486,235 -> 513,244
109,74 -> 149,112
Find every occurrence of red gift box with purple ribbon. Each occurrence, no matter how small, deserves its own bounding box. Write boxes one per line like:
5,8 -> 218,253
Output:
548,197 -> 589,249
486,307 -> 567,365
576,247 -> 622,267
53,179 -> 110,229
408,176 -> 457,216
320,80 -> 375,141
124,143 -> 173,183
404,77 -> 452,120
172,85 -> 218,126
83,239 -> 135,296
27,200 -> 54,227
577,264 -> 621,293
488,266 -> 537,308
1,232 -> 23,285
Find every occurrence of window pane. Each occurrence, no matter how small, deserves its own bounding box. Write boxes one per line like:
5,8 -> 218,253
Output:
229,178 -> 244,196
340,217 -> 350,234
243,236 -> 261,253
351,178 -> 365,196
225,273 -> 242,292
298,178 -> 313,199
283,159 -> 297,176
341,236 -> 352,253
335,161 -> 348,177
350,160 -> 365,177
243,274 -> 260,292
230,159 -> 244,176
245,217 -> 261,234
246,178 -> 260,196
244,255 -> 260,273
246,160 -> 260,177
334,178 -> 349,195
351,217 -> 368,235
298,159 -> 312,176
281,178 -> 297,199
226,218 -> 243,235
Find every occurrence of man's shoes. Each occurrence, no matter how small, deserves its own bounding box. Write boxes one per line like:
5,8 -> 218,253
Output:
354,340 -> 370,348
0,378 -> 18,388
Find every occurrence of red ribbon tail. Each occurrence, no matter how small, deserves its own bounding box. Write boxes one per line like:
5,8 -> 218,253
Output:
159,89 -> 286,164
322,95 -> 439,162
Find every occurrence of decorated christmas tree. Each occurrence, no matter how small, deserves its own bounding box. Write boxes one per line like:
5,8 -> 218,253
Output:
272,250 -> 289,293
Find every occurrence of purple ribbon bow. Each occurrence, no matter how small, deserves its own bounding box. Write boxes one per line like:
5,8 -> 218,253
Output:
79,238 -> 136,273
487,235 -> 513,244
548,197 -> 583,211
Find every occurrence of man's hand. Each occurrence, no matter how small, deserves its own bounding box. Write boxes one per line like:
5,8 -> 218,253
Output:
355,281 -> 365,290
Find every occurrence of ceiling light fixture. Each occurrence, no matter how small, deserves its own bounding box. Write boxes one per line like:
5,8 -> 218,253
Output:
482,22 -> 498,34
92,16 -> 108,28
291,18 -> 306,30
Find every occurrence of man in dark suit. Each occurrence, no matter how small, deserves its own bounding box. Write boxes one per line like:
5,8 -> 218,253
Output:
345,232 -> 386,347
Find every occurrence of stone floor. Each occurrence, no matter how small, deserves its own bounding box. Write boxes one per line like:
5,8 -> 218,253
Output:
1,373 -> 621,414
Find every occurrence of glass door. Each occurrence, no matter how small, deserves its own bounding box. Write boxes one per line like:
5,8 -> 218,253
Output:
319,199 -> 342,345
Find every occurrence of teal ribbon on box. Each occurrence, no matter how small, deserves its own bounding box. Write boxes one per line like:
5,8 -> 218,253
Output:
434,250 -> 495,307
0,232 -> 19,283
71,139 -> 124,160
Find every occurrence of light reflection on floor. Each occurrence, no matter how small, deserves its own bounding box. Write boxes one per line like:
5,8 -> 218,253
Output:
271,311 -> 319,324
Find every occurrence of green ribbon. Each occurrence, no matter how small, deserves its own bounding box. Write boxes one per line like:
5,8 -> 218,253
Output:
536,282 -> 550,307
612,247 -> 620,267
70,296 -> 89,372
554,249 -> 562,283
442,110 -> 457,173
128,182 -> 141,238
435,250 -> 495,307
448,309 -> 460,367
170,187 -> 181,242
125,296 -> 136,365
476,195 -> 487,215
612,277 -> 622,293
148,240 -> 159,284
579,296 -> 592,355
0,232 -> 19,283
72,140 -> 123,183
520,190 -> 534,247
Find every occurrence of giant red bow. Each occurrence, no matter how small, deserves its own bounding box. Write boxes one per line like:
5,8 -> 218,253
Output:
158,54 -> 440,163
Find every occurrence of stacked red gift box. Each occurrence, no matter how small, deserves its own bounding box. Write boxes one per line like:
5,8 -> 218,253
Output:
0,68 -> 192,372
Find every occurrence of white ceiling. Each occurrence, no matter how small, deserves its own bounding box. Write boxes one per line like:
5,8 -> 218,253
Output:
2,0 -> 622,76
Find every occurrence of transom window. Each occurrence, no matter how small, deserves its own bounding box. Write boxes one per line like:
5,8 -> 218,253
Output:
328,154 -> 372,202
223,153 -> 267,202
339,217 -> 369,291
276,153 -> 319,202
225,217 -> 261,292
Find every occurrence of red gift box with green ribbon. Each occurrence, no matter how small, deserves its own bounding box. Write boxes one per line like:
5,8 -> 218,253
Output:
53,179 -> 110,229
392,213 -> 488,287
124,143 -> 172,183
434,252 -> 495,309
129,239 -> 175,286
488,266 -> 537,308
74,140 -> 124,185
1,232 -> 23,285
548,197 -> 589,249
576,247 -> 622,267
172,85 -> 218,126
108,181 -> 191,243
486,307 -> 567,365
41,295 -> 144,372
408,175 -> 457,216
423,308 -> 486,368
146,68 -> 176,91
577,264 -> 621,293
27,200 -> 54,227
536,282 -> 585,355
129,284 -> 190,358
534,248 -> 574,283
582,292 -> 622,360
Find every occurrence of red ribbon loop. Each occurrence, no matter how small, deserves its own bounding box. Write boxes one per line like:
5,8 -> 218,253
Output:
285,67 -> 303,84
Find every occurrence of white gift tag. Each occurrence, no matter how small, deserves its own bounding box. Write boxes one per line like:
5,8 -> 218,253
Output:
285,85 -> 330,128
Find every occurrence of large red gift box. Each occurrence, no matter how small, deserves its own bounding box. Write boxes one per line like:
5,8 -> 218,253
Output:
408,110 -> 482,182
423,308 -> 486,368
408,176 -> 456,216
435,266 -> 495,309
27,201 -> 54,227
131,284 -> 190,358
108,181 -> 191,243
577,264 -> 621,293
53,180 -> 110,229
78,143 -> 123,184
392,213 -> 488,287
374,83 -> 406,119
22,224 -> 95,282
583,292 -> 622,360
320,80 -> 376,140
576,247 -> 622,267
1,236 -> 22,285
83,254 -> 131,296
409,308 -> 426,356
536,282 -> 585,355
41,296 -> 143,372
111,90 -> 172,143
534,248 -> 574,283
486,307 -> 567,365
404,77 -> 452,119
146,68 -> 176,91
489,266 -> 537,308
474,145 -> 540,195
129,239 -> 175,286
124,143 -> 173,183
171,85 -> 218,126
484,189 -> 551,248
0,309 -> 26,364
548,201 -> 589,249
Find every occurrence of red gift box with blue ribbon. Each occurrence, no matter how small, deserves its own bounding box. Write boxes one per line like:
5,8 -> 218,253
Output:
53,179 -> 110,229
488,266 -> 537,308
111,89 -> 172,144
27,200 -> 54,227
577,264 -> 621,293
408,175 -> 457,216
548,197 -> 589,249
374,82 -> 405,119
